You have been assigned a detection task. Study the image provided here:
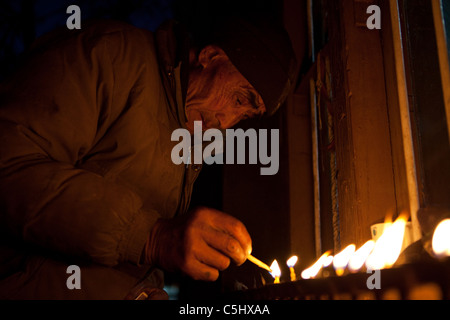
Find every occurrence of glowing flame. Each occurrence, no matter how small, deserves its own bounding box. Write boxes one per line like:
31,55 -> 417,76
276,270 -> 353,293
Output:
432,219 -> 450,258
286,255 -> 298,268
348,240 -> 375,272
287,255 -> 298,281
270,260 -> 281,279
365,213 -> 408,270
333,244 -> 356,276
301,251 -> 331,279
323,255 -> 334,268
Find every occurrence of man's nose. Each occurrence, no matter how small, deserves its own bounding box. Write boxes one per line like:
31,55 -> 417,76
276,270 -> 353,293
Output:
215,111 -> 242,129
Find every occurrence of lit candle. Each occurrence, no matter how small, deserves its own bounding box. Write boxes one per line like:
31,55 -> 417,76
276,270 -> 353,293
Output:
365,213 -> 408,270
286,256 -> 298,281
301,251 -> 331,279
323,255 -> 334,268
348,240 -> 375,273
321,254 -> 334,277
333,244 -> 356,276
270,260 -> 281,284
432,219 -> 450,258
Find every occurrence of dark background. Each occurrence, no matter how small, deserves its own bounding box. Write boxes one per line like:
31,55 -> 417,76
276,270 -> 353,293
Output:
0,0 -> 283,81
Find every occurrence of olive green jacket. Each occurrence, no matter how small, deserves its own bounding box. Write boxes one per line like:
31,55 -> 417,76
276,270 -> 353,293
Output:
0,20 -> 200,299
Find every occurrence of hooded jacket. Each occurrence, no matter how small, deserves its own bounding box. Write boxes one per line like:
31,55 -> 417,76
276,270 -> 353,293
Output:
0,20 -> 200,299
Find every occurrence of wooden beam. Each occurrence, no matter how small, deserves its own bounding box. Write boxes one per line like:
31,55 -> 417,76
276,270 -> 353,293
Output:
328,0 -> 397,247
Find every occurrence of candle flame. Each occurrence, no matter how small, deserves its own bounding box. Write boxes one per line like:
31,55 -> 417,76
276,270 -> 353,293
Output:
432,219 -> 450,258
333,244 -> 356,275
286,255 -> 298,268
323,255 -> 334,268
270,260 -> 281,278
301,251 -> 331,279
348,240 -> 375,272
365,212 -> 408,270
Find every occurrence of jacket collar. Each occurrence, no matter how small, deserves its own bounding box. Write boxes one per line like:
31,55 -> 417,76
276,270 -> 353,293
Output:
155,20 -> 191,130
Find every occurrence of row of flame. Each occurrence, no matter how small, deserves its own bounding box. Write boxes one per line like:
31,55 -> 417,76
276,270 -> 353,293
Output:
267,215 -> 450,282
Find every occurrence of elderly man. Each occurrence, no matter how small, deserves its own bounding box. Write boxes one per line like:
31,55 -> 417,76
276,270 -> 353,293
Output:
0,15 -> 296,299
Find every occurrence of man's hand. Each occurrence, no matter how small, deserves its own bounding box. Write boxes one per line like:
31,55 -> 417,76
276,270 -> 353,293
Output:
147,207 -> 252,281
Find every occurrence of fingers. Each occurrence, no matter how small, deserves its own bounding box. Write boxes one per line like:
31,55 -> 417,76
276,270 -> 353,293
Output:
198,246 -> 231,272
184,258 -> 220,282
200,207 -> 253,259
184,242 -> 231,281
201,225 -> 248,265
152,207 -> 253,282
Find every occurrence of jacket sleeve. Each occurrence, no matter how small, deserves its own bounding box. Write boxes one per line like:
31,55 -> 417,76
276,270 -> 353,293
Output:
0,23 -> 159,267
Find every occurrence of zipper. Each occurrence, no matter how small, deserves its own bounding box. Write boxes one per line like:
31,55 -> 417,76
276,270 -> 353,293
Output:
167,66 -> 176,96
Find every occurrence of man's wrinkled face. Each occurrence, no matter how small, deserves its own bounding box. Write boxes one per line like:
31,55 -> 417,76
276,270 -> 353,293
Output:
185,45 -> 266,133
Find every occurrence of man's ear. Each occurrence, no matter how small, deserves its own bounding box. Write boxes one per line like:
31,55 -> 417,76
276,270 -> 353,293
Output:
198,45 -> 226,68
